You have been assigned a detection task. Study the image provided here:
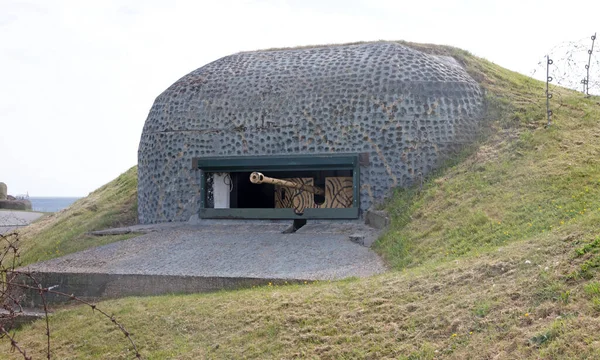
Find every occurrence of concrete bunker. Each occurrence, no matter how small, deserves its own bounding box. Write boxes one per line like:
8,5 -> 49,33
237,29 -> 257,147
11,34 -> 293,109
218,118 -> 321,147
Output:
138,42 -> 485,224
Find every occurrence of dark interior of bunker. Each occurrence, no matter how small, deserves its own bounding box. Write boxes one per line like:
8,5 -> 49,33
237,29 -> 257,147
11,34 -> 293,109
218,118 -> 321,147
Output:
204,170 -> 352,210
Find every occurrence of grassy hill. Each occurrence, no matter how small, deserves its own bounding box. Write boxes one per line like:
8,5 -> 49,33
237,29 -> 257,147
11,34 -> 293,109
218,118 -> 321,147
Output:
4,42 -> 600,359
376,44 -> 600,270
15,166 -> 138,266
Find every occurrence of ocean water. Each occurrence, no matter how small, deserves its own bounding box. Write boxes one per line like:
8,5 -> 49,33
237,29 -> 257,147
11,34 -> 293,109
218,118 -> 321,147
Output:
29,197 -> 81,213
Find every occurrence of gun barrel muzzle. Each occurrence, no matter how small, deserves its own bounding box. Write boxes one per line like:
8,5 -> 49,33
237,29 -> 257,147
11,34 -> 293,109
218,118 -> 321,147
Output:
249,172 -> 325,195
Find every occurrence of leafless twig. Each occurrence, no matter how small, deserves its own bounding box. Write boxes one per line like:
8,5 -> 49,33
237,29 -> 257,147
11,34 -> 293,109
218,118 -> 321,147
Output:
0,231 -> 142,359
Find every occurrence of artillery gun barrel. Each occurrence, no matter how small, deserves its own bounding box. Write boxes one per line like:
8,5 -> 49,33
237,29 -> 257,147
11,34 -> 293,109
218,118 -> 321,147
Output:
249,172 -> 325,196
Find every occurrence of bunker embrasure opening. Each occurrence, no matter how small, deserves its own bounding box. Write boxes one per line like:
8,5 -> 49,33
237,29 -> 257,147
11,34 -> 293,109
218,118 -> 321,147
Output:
194,155 -> 360,219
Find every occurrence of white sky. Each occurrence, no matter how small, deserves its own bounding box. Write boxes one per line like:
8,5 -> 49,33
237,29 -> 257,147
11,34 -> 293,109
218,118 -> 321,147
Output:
0,0 -> 597,196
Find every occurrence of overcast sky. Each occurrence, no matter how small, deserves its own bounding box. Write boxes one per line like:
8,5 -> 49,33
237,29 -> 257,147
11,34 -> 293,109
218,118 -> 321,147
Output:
1,0 -> 597,196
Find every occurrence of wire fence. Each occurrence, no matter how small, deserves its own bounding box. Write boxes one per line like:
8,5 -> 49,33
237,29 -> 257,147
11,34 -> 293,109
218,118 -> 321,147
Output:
530,33 -> 598,127
0,231 -> 142,359
583,33 -> 597,96
545,55 -> 554,127
532,34 -> 599,95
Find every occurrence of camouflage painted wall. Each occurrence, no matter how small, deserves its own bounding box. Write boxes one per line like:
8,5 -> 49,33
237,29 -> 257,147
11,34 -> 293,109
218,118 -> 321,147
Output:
138,42 -> 484,224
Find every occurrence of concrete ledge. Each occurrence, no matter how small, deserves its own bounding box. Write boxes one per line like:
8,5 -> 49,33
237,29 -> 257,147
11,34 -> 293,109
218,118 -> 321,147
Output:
89,228 -> 132,236
365,210 -> 390,230
0,210 -> 45,235
0,309 -> 47,329
0,199 -> 32,211
89,221 -> 194,236
10,272 -> 309,308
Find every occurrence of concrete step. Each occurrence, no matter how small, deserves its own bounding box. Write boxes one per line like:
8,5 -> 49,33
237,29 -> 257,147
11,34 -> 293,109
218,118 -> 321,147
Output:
0,308 -> 47,329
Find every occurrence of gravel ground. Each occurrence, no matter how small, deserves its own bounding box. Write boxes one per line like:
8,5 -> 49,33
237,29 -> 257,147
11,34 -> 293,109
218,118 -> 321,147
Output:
24,222 -> 386,280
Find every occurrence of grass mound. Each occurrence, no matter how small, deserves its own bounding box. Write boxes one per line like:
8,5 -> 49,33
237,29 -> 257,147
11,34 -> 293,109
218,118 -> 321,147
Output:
375,43 -> 600,270
16,166 -> 138,266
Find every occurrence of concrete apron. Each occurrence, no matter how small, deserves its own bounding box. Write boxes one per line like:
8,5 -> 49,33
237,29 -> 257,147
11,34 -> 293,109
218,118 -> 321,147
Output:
9,273 -> 311,308
0,210 -> 45,235
11,221 -> 386,307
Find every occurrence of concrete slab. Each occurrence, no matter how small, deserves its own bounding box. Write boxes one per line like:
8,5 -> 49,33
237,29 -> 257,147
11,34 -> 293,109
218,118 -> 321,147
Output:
365,210 -> 390,230
0,309 -> 47,329
0,210 -> 44,235
0,226 -> 18,235
16,222 -> 386,305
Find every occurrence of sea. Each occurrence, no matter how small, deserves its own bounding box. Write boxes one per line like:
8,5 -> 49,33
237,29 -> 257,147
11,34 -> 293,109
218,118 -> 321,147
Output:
29,197 -> 81,213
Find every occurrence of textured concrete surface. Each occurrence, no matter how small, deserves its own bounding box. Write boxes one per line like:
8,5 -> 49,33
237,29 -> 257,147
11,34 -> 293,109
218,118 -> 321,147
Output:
365,210 -> 391,230
0,308 -> 46,329
0,199 -> 33,211
138,41 -> 484,223
89,221 -> 193,235
12,272 -> 313,307
17,222 -> 385,303
0,210 -> 44,235
25,224 -> 385,279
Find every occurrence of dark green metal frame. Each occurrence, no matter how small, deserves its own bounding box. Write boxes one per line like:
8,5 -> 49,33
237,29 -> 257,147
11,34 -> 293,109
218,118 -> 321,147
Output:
193,154 -> 360,219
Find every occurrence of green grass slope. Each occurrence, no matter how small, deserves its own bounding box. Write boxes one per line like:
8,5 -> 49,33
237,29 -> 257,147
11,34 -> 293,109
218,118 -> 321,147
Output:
376,45 -> 600,270
4,42 -> 600,359
16,166 -> 138,266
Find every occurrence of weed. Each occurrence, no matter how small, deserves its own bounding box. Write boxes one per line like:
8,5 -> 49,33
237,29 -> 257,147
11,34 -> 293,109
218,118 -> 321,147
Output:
472,300 -> 492,318
402,342 -> 435,360
591,297 -> 600,313
529,319 -> 564,347
583,282 -> 600,297
575,238 -> 600,257
559,291 -> 571,305
534,272 -> 566,304
570,255 -> 600,280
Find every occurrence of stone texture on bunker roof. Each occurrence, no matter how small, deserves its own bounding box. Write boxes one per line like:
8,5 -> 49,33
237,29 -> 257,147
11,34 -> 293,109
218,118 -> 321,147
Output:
137,41 -> 484,224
